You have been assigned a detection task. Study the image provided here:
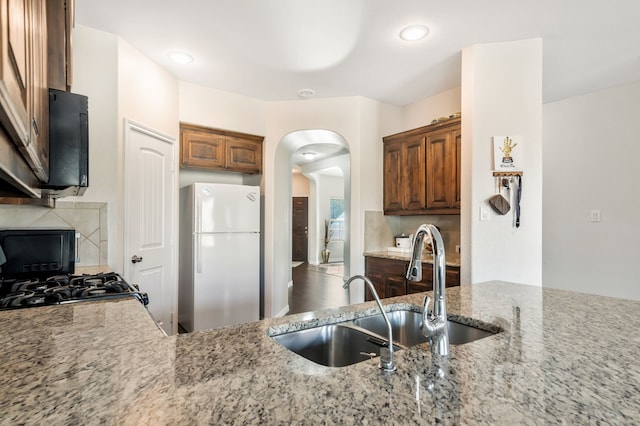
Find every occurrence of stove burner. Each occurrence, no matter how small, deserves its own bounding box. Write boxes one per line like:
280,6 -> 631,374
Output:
0,272 -> 147,310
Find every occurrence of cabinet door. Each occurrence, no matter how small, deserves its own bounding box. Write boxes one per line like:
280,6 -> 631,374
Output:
47,0 -> 73,91
180,129 -> 225,170
404,134 -> 426,211
445,267 -> 460,288
226,136 -> 262,174
365,256 -> 409,301
1,0 -> 49,182
383,140 -> 403,212
26,0 -> 48,181
364,272 -> 386,302
407,281 -> 432,294
0,0 -> 30,149
426,128 -> 451,209
452,128 -> 462,208
386,276 -> 407,298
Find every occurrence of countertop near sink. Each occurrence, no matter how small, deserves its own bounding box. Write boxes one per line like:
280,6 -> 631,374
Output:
1,282 -> 639,425
364,249 -> 461,267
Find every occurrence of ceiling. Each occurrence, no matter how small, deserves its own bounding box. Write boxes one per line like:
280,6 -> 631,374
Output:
76,0 -> 640,107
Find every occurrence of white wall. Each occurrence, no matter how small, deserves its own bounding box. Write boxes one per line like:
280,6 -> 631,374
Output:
179,82 -> 266,136
461,39 -> 543,286
543,80 -> 640,300
69,26 -> 119,267
291,173 -> 310,197
402,87 -> 462,130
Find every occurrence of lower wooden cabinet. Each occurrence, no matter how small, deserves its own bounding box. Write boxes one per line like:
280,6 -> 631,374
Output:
364,257 -> 407,300
365,256 -> 459,301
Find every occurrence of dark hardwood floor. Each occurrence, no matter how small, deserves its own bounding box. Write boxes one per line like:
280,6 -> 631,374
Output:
288,262 -> 349,315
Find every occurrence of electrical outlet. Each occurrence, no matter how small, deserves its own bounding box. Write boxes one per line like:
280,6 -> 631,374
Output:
590,209 -> 601,222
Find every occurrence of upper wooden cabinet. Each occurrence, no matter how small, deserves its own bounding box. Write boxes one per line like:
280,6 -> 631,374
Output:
0,0 -> 50,182
383,133 -> 427,212
383,118 -> 461,215
47,0 -> 74,91
180,123 -> 264,174
426,124 -> 461,211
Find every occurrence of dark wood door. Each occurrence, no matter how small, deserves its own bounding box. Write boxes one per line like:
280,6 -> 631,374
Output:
383,140 -> 403,212
404,134 -> 427,211
292,197 -> 308,262
426,128 -> 451,209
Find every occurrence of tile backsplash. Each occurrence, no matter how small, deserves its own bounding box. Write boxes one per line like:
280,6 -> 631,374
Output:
364,210 -> 460,254
0,202 -> 108,266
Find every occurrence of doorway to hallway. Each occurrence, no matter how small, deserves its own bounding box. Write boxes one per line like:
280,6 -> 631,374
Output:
288,262 -> 347,315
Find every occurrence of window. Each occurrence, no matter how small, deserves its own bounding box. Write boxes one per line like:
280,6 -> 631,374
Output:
328,198 -> 345,241
330,198 -> 344,220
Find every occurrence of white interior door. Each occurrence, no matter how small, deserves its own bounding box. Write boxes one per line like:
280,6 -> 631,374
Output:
124,119 -> 176,335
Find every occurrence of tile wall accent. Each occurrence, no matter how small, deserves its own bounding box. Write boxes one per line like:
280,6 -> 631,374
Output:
364,210 -> 461,254
0,202 -> 108,266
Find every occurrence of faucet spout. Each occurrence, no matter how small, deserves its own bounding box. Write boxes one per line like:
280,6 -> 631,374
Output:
344,275 -> 396,372
406,224 -> 450,357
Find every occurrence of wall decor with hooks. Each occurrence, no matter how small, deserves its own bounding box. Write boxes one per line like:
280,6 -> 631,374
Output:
489,171 -> 523,227
492,171 -> 523,177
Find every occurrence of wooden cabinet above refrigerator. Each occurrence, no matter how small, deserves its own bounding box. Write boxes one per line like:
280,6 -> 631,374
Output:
180,123 -> 264,174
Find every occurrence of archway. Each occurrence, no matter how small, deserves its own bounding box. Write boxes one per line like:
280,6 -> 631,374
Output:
272,129 -> 351,316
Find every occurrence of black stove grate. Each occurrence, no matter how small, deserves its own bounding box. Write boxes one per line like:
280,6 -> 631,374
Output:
0,272 -> 148,310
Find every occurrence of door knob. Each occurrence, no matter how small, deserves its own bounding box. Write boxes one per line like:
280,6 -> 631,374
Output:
131,255 -> 143,264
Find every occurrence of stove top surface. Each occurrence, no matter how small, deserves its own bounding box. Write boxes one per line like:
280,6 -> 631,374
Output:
0,272 -> 148,310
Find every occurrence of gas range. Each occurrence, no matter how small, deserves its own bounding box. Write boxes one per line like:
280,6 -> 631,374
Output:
0,228 -> 148,311
0,272 -> 148,310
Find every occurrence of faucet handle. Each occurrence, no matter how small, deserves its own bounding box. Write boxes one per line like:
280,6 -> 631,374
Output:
423,295 -> 433,321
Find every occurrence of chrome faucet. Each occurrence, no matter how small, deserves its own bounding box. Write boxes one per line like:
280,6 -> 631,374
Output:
343,275 -> 396,372
406,224 -> 450,357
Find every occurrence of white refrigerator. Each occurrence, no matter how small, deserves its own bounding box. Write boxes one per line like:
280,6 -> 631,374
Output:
179,183 -> 261,332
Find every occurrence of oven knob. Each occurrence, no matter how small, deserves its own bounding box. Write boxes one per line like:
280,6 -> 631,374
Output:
131,255 -> 143,264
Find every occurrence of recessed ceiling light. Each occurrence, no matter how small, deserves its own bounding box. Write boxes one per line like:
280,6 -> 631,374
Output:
302,152 -> 316,160
297,89 -> 316,99
168,51 -> 194,64
399,25 -> 430,42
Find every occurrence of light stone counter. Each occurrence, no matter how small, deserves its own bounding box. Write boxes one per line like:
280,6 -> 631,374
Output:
1,282 -> 639,425
364,250 -> 461,267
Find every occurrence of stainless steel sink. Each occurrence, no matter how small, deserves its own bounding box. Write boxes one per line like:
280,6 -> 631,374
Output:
272,310 -> 497,367
353,310 -> 496,346
272,323 -> 396,367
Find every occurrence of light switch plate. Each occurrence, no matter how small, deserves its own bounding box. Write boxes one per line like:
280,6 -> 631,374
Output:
590,209 -> 601,222
480,207 -> 491,221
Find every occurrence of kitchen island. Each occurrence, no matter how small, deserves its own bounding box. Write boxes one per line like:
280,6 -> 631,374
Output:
1,281 -> 638,425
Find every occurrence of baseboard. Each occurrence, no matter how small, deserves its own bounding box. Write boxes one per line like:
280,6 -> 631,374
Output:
275,305 -> 290,317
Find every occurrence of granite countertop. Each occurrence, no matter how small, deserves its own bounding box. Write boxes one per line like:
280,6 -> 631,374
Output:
1,282 -> 639,424
364,250 -> 461,267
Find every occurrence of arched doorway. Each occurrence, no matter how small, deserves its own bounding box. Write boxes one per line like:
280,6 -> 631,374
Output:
272,129 -> 351,315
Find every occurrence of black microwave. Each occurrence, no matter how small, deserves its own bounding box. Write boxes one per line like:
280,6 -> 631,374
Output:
42,89 -> 89,197
0,229 -> 76,278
